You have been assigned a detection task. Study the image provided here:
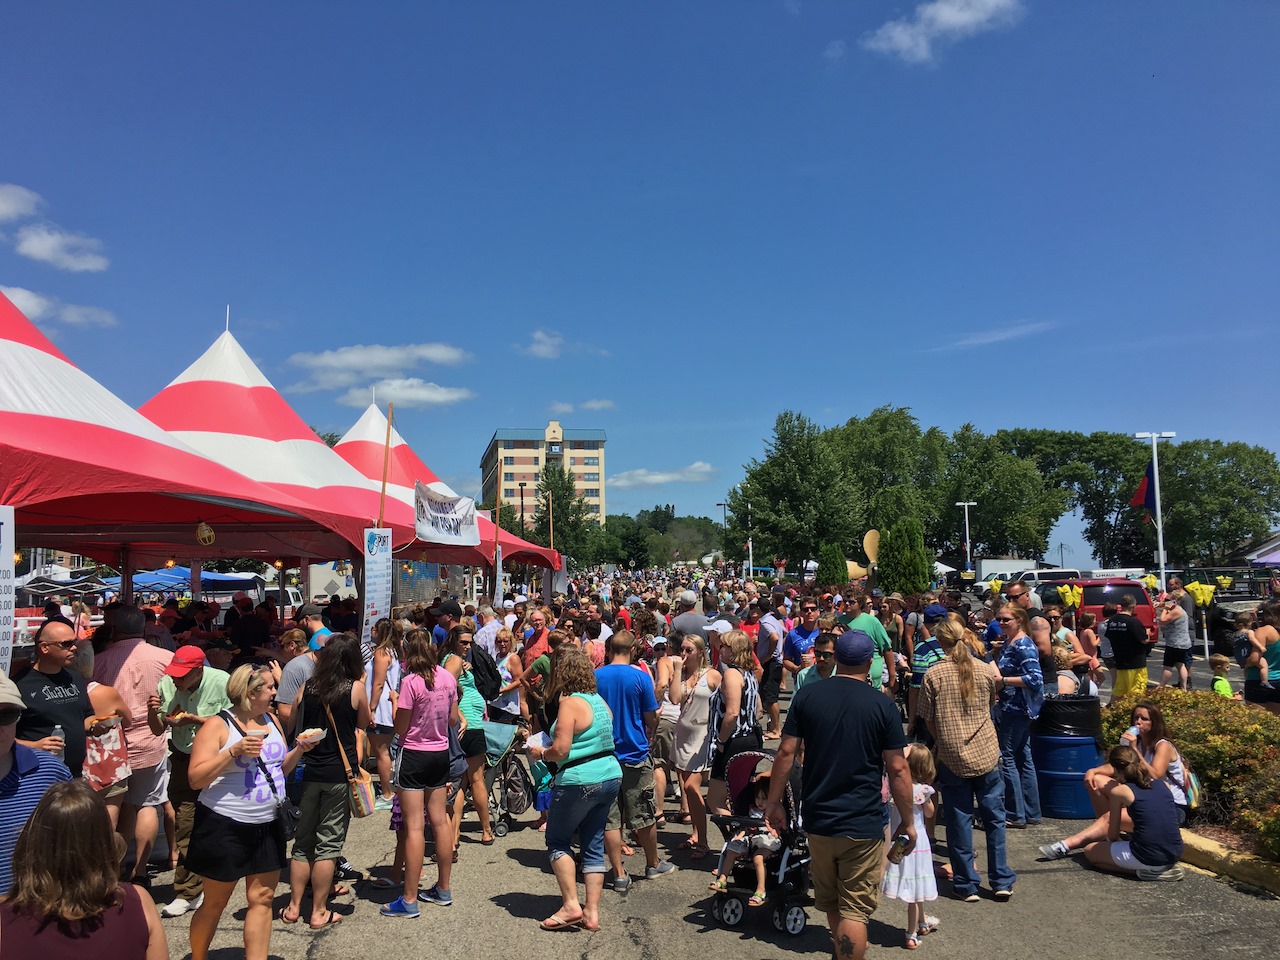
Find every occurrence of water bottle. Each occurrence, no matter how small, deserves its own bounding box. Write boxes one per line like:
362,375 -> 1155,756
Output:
50,724 -> 65,761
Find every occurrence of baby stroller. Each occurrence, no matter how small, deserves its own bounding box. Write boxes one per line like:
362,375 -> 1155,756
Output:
482,720 -> 534,837
708,750 -> 810,936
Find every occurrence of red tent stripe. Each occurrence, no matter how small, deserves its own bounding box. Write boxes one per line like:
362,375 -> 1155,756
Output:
140,381 -> 321,443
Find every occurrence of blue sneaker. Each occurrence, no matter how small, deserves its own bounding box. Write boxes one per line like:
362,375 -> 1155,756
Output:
418,885 -> 453,906
380,896 -> 420,918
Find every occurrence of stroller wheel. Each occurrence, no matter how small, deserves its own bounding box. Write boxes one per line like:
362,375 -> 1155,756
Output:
710,899 -> 721,921
493,820 -> 509,838
772,907 -> 786,931
782,904 -> 807,936
719,894 -> 745,928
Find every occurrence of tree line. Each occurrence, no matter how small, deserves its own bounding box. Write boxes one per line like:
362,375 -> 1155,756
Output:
721,407 -> 1280,572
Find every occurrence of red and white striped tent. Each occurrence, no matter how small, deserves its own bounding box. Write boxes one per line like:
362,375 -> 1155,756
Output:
0,292 -> 346,565
138,331 -> 417,552
335,404 -> 561,569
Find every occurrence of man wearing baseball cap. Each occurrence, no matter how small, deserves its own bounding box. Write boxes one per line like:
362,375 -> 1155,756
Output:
0,673 -> 72,897
296,602 -> 332,652
148,646 -> 232,917
766,630 -> 913,960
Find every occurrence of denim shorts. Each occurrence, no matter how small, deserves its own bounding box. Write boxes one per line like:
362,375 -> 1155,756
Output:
546,777 -> 621,873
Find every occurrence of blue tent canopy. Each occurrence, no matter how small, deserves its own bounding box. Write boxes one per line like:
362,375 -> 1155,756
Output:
104,567 -> 264,592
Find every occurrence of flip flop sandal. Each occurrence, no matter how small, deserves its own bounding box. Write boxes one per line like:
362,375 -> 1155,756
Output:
371,876 -> 399,890
540,915 -> 585,931
279,907 -> 301,925
331,884 -> 351,897
675,813 -> 692,824
676,838 -> 696,851
708,876 -> 728,892
748,893 -> 767,907
308,911 -> 342,929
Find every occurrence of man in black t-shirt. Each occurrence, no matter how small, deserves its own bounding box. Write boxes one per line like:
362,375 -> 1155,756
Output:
766,630 -> 914,960
14,620 -> 93,777
1105,594 -> 1156,702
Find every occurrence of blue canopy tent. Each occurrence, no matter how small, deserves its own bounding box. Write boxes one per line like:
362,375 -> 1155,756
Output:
103,566 -> 264,593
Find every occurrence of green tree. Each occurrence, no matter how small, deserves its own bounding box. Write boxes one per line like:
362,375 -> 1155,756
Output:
478,501 -> 522,537
815,542 -> 848,589
877,518 -> 933,595
1160,440 -> 1280,565
529,464 -> 594,564
310,427 -> 342,448
728,412 -> 861,566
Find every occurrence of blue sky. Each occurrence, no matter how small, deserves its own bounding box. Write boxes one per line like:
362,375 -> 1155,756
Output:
2,2 -> 1276,566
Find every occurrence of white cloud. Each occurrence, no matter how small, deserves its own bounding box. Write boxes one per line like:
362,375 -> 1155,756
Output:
0,184 -> 42,222
823,39 -> 847,61
943,320 -> 1057,350
0,284 -> 117,328
609,461 -> 716,489
520,329 -> 564,359
14,223 -> 110,272
549,401 -> 575,414
286,342 -> 471,392
862,0 -> 1023,64
581,399 -> 615,411
337,377 -> 474,409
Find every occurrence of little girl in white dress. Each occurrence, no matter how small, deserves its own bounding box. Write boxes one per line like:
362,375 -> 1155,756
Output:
881,747 -> 940,949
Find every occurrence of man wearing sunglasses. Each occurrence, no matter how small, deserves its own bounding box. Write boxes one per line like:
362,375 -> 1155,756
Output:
14,620 -> 94,778
1002,583 -> 1041,611
795,626 -> 840,691
0,672 -> 72,897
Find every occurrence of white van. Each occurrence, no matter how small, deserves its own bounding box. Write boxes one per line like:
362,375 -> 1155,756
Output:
1015,568 -> 1084,584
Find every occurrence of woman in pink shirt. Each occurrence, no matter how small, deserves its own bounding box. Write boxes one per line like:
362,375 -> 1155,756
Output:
382,630 -> 460,919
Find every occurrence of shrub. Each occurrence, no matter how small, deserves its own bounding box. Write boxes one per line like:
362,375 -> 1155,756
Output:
877,518 -> 932,595
815,542 -> 848,590
1104,689 -> 1280,859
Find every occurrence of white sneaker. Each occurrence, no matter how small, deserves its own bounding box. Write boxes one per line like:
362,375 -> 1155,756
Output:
161,892 -> 203,917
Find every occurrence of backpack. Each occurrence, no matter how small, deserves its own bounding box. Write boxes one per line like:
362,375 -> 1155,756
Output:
468,643 -> 503,703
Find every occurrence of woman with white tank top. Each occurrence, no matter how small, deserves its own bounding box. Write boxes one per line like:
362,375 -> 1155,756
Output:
186,664 -> 314,959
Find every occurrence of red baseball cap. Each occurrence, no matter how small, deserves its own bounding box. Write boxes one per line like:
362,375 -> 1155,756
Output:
165,645 -> 206,678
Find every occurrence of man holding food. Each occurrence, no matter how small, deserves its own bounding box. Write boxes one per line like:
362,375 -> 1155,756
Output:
148,644 -> 231,917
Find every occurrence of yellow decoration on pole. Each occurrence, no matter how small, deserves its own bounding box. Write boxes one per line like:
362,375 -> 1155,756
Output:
1186,581 -> 1216,608
1141,574 -> 1159,592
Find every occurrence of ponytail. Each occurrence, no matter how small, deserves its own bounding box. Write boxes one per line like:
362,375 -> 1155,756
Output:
936,613 -> 977,702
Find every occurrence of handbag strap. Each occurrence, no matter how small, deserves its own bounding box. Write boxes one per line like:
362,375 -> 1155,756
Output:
322,701 -> 356,779
222,711 -> 284,802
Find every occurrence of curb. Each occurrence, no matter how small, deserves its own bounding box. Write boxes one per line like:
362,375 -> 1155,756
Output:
1181,830 -> 1280,896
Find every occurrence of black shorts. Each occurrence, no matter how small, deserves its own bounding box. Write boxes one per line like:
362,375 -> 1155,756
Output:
460,728 -> 486,759
1244,680 -> 1280,704
759,659 -> 783,706
394,747 -> 450,791
709,731 -> 762,781
185,803 -> 286,882
1162,647 -> 1191,668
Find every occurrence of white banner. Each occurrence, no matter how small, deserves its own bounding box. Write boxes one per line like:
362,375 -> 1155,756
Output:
414,482 -> 480,546
362,528 -> 393,647
0,506 -> 14,676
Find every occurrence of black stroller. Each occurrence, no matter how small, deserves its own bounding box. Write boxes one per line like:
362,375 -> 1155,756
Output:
708,750 -> 811,936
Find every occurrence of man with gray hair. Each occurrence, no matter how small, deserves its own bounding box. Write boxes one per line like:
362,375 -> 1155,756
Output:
93,605 -> 174,889
474,604 -> 501,659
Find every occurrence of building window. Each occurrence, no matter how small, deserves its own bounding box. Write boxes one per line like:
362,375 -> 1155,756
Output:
584,488 -> 600,498
587,503 -> 600,513
583,457 -> 599,466
585,440 -> 600,450
583,473 -> 600,482
503,440 -> 515,449
503,456 -> 514,466
548,443 -> 562,455
503,472 -> 514,482
503,488 -> 515,499
533,457 -> 540,466
569,457 -> 575,466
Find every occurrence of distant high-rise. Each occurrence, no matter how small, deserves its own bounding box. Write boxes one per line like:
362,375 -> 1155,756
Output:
479,420 -> 607,526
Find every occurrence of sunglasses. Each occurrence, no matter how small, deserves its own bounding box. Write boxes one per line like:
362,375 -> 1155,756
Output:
0,709 -> 22,726
680,646 -> 696,654
814,651 -> 835,660
1048,615 -> 1062,621
43,640 -> 78,650
996,617 -> 1017,624
801,606 -> 818,612
1005,591 -> 1026,599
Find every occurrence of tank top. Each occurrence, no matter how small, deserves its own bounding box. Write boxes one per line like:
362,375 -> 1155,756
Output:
1127,779 -> 1184,867
198,711 -> 287,823
658,659 -> 682,722
1160,610 -> 1192,650
490,655 -> 521,717
1266,637 -> 1280,682
0,883 -> 149,959
708,666 -> 760,743
298,686 -> 360,784
554,693 -> 622,787
1141,739 -> 1188,807
365,648 -> 403,728
444,653 -> 486,725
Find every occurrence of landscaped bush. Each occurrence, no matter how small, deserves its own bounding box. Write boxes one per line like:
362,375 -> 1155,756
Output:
1103,689 -> 1280,859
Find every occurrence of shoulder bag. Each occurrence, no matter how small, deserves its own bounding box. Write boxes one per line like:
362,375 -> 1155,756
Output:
324,701 -> 376,818
223,711 -> 300,839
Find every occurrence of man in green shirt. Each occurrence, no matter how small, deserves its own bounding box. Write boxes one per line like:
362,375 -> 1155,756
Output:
844,593 -> 896,693
146,645 -> 231,917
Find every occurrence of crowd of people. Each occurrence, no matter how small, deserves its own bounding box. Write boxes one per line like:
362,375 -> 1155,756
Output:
2,569 -> 1277,960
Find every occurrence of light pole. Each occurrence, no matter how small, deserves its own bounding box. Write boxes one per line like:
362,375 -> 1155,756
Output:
715,502 -> 727,561
955,501 -> 976,572
518,482 -> 527,529
1134,431 -> 1176,591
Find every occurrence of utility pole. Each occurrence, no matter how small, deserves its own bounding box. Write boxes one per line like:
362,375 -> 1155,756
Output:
1134,431 -> 1176,591
955,501 -> 977,572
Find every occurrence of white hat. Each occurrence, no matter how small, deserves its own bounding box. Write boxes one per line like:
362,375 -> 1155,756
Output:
503,599 -> 515,610
705,620 -> 734,635
678,589 -> 699,606
515,595 -> 529,603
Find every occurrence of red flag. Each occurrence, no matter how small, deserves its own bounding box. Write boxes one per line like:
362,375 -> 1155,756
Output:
1130,460 -> 1156,514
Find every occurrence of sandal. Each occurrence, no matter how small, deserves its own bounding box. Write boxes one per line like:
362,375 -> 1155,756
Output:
621,843 -> 636,857
331,884 -> 351,897
905,933 -> 921,950
690,845 -> 710,860
676,837 -> 697,851
371,876 -> 399,890
708,875 -> 728,893
540,914 -> 584,931
918,915 -> 940,936
748,892 -> 767,907
675,812 -> 692,825
308,910 -> 343,929
279,906 -> 301,924
655,814 -> 667,826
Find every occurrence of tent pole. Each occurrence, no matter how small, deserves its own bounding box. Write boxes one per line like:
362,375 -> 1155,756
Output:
378,403 -> 394,527
120,545 -> 133,605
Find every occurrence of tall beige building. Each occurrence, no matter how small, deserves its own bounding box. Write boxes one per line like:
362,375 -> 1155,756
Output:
479,420 -> 607,526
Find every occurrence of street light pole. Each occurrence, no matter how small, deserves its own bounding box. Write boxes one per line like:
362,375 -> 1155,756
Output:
518,482 -> 527,529
955,501 -> 976,572
715,502 -> 727,561
1134,431 -> 1176,591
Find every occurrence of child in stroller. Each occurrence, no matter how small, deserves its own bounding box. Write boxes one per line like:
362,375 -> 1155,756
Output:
708,775 -> 780,906
707,750 -> 811,935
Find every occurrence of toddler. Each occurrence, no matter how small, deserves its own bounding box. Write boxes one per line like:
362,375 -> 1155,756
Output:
1209,653 -> 1242,700
709,776 -> 781,906
881,748 -> 939,950
1232,611 -> 1272,689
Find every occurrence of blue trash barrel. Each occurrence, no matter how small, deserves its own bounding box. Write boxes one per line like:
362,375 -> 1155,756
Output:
1031,734 -> 1103,818
1031,696 -> 1105,819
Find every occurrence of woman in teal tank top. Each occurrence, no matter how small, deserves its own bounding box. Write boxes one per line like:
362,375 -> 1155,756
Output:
527,649 -> 622,932
443,627 -> 495,844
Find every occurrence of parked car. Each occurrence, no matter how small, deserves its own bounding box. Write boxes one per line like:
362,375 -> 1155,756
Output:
1034,578 -> 1157,640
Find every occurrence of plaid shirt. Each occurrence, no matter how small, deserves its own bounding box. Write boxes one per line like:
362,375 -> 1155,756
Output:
918,659 -> 1001,779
